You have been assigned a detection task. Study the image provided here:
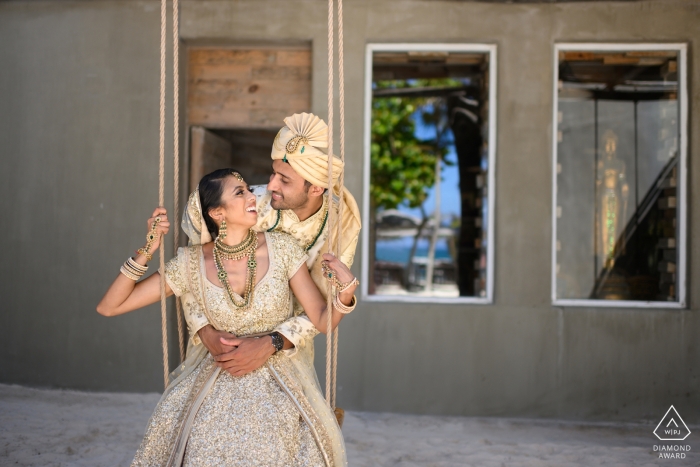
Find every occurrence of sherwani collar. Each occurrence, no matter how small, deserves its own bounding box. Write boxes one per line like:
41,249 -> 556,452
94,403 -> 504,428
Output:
281,192 -> 328,226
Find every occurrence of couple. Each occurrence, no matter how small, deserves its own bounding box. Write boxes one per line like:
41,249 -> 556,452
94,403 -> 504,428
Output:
97,113 -> 361,467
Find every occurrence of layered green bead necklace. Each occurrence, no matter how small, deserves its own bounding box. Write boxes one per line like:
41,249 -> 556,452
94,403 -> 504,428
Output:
213,229 -> 258,310
267,206 -> 328,252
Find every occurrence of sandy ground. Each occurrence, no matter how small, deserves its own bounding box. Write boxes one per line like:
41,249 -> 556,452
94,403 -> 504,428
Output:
0,384 -> 696,467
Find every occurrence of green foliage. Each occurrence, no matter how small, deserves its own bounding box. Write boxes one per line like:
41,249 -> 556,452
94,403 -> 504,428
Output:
370,79 -> 463,211
370,94 -> 433,209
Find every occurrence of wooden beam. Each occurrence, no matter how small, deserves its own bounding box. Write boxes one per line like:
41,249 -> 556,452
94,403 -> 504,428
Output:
187,48 -> 311,129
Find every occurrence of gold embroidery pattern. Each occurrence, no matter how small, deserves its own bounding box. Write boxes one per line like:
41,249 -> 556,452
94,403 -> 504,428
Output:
133,233 -> 338,466
184,245 -> 222,331
163,250 -> 189,296
131,357 -> 217,466
268,356 -> 336,467
194,233 -> 302,336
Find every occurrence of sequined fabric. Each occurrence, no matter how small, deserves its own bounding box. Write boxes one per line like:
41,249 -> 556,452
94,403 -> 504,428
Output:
133,232 -> 337,467
182,186 -> 360,356
181,358 -> 325,467
198,232 -> 308,336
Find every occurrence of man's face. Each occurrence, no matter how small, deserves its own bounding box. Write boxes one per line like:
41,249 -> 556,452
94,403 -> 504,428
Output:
267,160 -> 310,210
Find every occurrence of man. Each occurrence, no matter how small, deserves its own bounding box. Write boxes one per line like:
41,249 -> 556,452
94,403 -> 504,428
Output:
185,112 -> 361,376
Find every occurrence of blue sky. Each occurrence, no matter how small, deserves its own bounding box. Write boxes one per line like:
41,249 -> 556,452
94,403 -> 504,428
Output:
397,112 -> 462,222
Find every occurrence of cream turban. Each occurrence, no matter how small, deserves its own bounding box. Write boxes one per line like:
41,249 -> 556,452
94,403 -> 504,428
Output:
271,113 -> 344,189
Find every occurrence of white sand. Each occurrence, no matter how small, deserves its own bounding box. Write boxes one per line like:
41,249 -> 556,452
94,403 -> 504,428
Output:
0,383 -> 695,466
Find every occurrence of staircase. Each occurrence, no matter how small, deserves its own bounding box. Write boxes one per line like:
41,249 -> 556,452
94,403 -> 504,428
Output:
591,156 -> 678,301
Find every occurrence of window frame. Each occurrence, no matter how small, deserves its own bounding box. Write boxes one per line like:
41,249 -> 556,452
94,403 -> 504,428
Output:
550,42 -> 689,309
361,43 -> 498,304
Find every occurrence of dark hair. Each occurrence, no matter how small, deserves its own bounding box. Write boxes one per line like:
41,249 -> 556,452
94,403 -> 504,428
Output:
198,168 -> 245,238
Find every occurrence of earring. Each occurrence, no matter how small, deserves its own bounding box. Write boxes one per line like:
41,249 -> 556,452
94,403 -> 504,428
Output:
219,219 -> 227,239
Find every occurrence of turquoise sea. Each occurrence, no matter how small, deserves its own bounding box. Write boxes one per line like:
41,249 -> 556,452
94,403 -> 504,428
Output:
376,238 -> 452,264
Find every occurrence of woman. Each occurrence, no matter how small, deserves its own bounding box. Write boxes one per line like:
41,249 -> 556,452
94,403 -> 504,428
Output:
97,168 -> 357,467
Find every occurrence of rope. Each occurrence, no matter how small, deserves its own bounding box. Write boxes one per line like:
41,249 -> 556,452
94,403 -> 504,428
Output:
172,0 -> 185,363
331,326 -> 338,408
330,0 -> 345,410
325,0 -> 335,407
158,0 -> 169,389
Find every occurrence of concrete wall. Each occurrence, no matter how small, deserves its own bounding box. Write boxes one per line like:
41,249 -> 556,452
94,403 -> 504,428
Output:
1,0 -> 698,423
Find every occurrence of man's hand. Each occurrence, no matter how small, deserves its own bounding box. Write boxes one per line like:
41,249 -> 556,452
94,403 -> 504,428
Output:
214,336 -> 276,377
198,325 -> 237,358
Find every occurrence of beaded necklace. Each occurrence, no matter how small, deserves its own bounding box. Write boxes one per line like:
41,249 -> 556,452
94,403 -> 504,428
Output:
213,229 -> 258,310
216,228 -> 257,260
267,205 -> 329,252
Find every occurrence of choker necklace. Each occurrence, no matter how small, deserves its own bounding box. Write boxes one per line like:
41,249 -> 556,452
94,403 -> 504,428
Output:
216,229 -> 257,260
213,229 -> 258,310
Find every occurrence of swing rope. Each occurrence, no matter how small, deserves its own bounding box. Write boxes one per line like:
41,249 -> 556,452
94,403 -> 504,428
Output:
324,0 -> 335,407
332,0 -> 345,410
172,0 -> 185,364
157,0 -> 344,393
158,0 -> 169,389
325,0 -> 346,411
158,0 -> 186,389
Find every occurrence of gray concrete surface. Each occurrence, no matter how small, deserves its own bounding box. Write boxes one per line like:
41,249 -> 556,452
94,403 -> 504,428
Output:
2,383 -> 697,467
0,0 -> 698,423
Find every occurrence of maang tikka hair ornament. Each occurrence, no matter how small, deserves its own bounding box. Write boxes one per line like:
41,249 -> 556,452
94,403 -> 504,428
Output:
231,171 -> 244,183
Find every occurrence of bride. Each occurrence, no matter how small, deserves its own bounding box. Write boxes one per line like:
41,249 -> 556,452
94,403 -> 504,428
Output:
97,168 -> 356,467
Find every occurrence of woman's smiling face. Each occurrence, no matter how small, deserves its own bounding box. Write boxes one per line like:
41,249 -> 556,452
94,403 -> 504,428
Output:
213,175 -> 257,229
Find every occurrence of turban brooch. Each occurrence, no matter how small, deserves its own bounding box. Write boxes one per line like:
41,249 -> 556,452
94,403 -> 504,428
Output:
271,112 -> 344,189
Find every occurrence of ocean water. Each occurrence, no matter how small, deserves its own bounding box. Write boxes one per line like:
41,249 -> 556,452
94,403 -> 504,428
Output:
376,238 -> 452,264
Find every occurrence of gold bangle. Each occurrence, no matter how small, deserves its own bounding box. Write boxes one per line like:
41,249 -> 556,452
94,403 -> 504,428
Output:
120,265 -> 141,281
338,277 -> 359,293
123,263 -> 144,278
124,258 -> 145,273
127,257 -> 148,273
120,257 -> 147,281
333,294 -> 356,314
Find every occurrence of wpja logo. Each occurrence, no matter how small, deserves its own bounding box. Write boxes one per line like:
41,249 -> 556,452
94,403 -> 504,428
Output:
653,405 -> 691,460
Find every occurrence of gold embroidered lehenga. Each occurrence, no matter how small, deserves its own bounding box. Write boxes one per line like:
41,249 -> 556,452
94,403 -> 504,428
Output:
131,231 -> 346,467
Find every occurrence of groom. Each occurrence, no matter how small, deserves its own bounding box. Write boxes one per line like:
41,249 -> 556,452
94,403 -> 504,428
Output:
186,113 -> 361,376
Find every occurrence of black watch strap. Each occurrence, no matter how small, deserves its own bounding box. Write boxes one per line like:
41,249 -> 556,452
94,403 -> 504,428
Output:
269,332 -> 284,352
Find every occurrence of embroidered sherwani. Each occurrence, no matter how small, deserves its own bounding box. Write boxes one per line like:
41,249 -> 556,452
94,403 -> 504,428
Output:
183,186 -> 361,355
133,232 -> 345,466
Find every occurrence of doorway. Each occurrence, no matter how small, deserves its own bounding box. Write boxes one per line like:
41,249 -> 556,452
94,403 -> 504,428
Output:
187,46 -> 312,189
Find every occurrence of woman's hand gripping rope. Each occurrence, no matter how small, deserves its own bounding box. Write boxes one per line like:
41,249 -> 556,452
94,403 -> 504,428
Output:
138,207 -> 171,260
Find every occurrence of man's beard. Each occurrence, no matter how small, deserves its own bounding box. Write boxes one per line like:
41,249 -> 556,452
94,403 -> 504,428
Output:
270,191 -> 308,211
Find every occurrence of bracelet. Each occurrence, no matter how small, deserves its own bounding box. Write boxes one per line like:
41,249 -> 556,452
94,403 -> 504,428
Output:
120,257 -> 148,281
127,257 -> 148,273
122,263 -> 144,277
333,294 -> 357,314
137,216 -> 162,262
120,265 -> 141,281
338,277 -> 359,293
321,261 -> 360,292
136,248 -> 153,262
124,258 -> 148,276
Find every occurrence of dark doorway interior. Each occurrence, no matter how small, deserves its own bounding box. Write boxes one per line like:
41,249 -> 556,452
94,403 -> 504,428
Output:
189,127 -> 278,191
211,128 -> 278,186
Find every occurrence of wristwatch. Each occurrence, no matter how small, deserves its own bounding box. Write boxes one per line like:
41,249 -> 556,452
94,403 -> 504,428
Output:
268,332 -> 284,352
